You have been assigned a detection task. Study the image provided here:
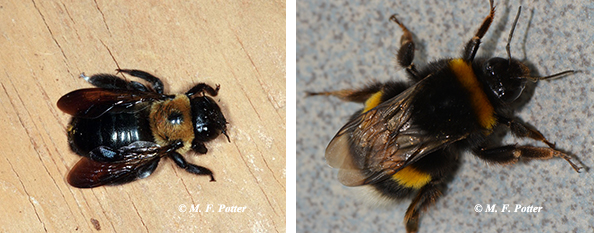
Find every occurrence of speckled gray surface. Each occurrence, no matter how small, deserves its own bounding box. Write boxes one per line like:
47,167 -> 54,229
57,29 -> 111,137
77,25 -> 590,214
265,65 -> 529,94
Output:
297,0 -> 594,232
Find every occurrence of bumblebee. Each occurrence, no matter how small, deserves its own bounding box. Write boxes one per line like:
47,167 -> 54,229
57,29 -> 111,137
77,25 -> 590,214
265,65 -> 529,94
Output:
58,69 -> 229,188
308,1 -> 581,232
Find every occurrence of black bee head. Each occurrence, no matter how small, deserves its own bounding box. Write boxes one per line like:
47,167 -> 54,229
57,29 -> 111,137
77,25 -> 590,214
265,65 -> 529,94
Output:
480,57 -> 530,103
189,96 -> 228,142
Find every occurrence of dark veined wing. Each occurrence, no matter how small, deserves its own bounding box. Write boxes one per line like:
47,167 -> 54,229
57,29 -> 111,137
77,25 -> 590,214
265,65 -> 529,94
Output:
325,78 -> 468,186
57,88 -> 166,119
67,141 -> 182,188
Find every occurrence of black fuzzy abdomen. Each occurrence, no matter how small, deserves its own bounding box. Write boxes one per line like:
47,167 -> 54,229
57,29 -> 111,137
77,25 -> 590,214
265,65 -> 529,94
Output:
68,111 -> 153,156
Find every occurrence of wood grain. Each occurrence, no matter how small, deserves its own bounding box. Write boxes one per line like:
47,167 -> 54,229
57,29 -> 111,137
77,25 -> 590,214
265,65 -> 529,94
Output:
0,0 -> 285,232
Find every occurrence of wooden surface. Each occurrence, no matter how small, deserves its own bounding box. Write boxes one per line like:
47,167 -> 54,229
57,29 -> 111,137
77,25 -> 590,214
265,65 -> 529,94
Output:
0,0 -> 285,232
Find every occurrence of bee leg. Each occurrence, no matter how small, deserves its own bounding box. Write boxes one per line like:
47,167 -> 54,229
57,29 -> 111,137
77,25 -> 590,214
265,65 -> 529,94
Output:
474,145 -> 582,172
307,81 -> 410,104
389,15 -> 420,81
116,69 -> 165,94
500,117 -> 581,171
185,83 -> 220,97
462,0 -> 495,62
137,159 -> 160,179
305,84 -> 382,103
169,152 -> 216,181
498,117 -> 555,146
80,73 -> 151,92
191,139 -> 208,154
404,183 -> 442,233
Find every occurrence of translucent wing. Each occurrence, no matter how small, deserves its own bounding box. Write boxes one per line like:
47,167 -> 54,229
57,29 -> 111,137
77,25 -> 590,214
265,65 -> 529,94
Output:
325,79 -> 468,186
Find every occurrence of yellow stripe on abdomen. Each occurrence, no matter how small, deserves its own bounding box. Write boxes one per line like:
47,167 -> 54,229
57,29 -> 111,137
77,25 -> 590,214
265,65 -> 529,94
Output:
391,166 -> 432,189
449,59 -> 496,130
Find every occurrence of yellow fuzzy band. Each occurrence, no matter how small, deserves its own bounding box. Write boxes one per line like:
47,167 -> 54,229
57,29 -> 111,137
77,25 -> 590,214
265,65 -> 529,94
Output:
449,59 -> 496,130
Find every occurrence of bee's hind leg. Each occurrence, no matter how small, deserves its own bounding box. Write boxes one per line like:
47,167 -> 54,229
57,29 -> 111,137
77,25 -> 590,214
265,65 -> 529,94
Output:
306,83 -> 383,103
306,81 -> 409,105
404,183 -> 443,233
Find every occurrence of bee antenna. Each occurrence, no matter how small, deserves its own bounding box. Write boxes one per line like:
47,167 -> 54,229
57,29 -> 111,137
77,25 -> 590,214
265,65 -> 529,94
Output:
527,70 -> 580,82
506,6 -> 522,63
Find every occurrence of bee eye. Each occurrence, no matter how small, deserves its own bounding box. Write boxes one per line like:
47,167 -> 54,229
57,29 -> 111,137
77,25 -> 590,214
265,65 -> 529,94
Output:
482,58 -> 528,103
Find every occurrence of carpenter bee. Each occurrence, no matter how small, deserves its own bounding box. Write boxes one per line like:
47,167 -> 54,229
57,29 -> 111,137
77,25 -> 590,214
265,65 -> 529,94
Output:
307,1 -> 582,232
58,69 -> 229,188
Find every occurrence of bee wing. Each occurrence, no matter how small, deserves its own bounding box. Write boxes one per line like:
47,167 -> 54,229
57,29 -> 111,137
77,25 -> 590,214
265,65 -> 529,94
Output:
67,141 -> 179,188
57,88 -> 165,119
325,80 -> 466,186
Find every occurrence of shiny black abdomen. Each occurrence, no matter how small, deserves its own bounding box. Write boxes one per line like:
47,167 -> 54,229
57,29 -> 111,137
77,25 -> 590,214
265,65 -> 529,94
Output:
68,109 -> 153,156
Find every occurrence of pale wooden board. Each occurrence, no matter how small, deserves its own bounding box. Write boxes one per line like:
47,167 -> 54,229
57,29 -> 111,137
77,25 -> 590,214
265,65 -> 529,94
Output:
0,0 -> 286,232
